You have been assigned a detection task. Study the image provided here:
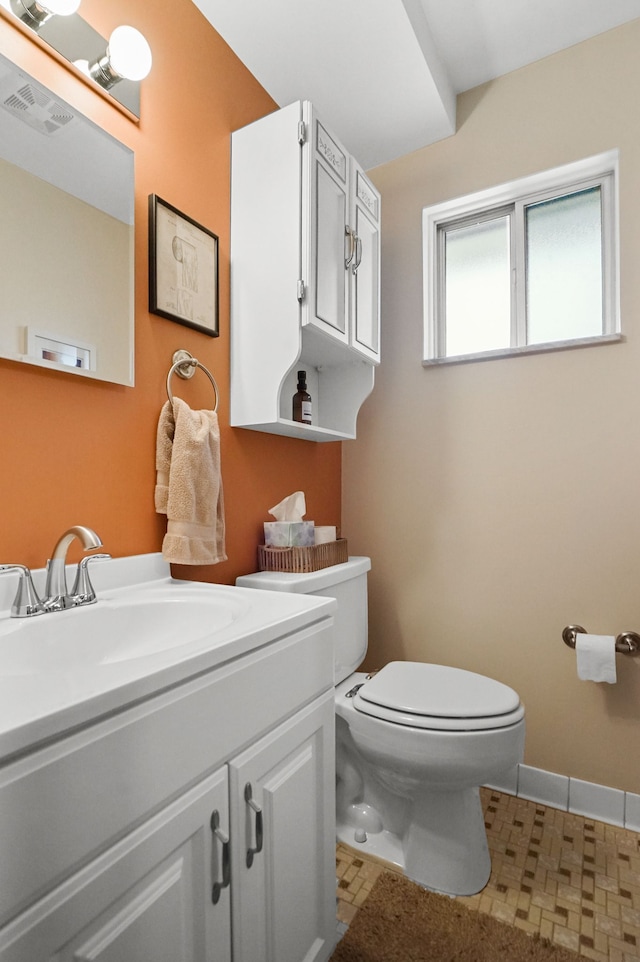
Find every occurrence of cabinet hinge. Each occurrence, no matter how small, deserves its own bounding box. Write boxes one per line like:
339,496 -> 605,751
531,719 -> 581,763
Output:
297,121 -> 306,145
297,279 -> 305,302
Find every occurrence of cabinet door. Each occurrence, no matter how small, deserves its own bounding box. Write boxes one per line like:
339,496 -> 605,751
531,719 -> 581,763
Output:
308,112 -> 350,344
350,163 -> 381,363
0,768 -> 231,962
230,99 -> 304,432
229,693 -> 336,962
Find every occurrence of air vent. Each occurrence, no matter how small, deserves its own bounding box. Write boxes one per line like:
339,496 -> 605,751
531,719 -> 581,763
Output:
1,80 -> 75,135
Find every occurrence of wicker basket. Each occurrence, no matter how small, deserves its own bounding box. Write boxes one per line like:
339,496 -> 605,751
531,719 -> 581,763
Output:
258,539 -> 348,573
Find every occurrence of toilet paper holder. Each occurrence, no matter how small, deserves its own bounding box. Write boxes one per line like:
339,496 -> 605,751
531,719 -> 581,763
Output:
562,625 -> 640,654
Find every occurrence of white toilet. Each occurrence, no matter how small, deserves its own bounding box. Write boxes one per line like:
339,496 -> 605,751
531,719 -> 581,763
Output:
236,557 -> 525,896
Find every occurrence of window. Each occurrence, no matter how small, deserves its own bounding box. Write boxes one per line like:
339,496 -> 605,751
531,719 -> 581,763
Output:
423,151 -> 620,363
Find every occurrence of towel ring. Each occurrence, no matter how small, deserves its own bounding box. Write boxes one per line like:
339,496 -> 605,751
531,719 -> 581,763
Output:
166,349 -> 219,412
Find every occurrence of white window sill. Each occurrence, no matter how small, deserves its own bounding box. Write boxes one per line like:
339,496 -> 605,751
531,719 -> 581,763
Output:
422,333 -> 623,367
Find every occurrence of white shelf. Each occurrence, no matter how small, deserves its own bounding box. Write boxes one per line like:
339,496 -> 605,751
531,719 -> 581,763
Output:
235,419 -> 356,442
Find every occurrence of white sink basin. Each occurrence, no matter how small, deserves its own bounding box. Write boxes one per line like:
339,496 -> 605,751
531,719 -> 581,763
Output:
0,555 -> 337,761
0,585 -> 249,675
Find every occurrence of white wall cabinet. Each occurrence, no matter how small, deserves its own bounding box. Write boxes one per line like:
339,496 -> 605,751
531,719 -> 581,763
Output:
0,622 -> 336,962
231,101 -> 380,441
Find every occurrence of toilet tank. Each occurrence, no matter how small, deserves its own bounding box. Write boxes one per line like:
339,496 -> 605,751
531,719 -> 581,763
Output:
236,557 -> 371,684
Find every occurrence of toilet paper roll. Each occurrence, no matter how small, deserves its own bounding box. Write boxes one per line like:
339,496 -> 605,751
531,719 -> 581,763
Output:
576,633 -> 617,684
314,526 -> 336,545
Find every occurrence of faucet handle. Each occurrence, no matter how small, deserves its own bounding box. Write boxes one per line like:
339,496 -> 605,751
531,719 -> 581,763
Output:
0,564 -> 45,618
69,554 -> 112,607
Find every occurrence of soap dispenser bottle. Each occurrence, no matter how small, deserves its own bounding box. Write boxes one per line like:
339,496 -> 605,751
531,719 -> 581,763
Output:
292,370 -> 312,424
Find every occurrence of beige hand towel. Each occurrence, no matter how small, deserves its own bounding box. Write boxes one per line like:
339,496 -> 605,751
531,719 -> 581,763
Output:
155,398 -> 227,565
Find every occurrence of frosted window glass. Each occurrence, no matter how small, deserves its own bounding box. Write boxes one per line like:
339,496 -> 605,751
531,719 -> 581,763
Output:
444,216 -> 511,356
526,187 -> 602,345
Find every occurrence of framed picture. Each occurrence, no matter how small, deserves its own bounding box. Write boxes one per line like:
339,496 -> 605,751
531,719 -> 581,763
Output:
148,194 -> 219,337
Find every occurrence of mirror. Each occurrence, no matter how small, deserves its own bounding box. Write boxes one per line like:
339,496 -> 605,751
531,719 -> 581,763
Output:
0,50 -> 134,386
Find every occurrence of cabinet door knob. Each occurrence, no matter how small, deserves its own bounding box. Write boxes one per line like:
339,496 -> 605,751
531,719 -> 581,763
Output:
210,809 -> 231,904
244,782 -> 264,868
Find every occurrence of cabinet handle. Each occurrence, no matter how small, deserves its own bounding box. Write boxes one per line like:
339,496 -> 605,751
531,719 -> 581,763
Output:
352,234 -> 363,275
210,810 -> 230,904
244,782 -> 263,868
345,225 -> 356,268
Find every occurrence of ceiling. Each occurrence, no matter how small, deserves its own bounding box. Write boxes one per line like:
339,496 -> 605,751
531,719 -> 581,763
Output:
192,0 -> 640,170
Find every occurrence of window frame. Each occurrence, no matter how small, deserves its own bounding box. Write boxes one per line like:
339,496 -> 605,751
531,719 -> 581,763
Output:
423,150 -> 620,365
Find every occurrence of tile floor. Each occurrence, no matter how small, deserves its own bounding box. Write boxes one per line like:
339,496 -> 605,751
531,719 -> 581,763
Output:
336,788 -> 640,961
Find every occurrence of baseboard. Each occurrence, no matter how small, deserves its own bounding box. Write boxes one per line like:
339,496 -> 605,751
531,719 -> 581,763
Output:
484,764 -> 640,832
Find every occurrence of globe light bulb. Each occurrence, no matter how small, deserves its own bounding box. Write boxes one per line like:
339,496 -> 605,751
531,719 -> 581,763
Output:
42,0 -> 80,14
107,25 -> 152,82
9,0 -> 79,27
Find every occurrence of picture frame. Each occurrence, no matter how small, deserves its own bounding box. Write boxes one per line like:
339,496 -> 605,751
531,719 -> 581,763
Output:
148,194 -> 219,337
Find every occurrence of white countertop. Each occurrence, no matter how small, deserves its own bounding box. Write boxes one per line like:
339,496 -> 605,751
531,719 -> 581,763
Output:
0,554 -> 335,761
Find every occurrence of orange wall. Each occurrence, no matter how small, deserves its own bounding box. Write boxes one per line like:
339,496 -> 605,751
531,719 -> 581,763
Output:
0,0 -> 341,582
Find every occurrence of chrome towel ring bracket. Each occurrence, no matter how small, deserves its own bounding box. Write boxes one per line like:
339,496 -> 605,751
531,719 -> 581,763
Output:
166,349 -> 219,412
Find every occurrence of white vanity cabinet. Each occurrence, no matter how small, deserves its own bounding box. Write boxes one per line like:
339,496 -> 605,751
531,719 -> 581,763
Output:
230,100 -> 380,442
230,695 -> 334,962
0,620 -> 336,962
0,766 -> 233,962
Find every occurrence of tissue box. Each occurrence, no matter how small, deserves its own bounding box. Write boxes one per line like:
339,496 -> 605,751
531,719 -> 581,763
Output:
264,521 -> 315,547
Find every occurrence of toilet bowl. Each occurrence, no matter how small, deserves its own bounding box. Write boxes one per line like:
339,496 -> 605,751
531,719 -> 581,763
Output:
335,665 -> 524,894
236,558 -> 525,896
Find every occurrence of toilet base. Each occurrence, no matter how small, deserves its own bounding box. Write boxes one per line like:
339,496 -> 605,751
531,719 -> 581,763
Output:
337,786 -> 491,897
404,786 -> 491,895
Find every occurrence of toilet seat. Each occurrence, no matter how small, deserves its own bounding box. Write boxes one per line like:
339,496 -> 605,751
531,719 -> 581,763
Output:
353,661 -> 524,731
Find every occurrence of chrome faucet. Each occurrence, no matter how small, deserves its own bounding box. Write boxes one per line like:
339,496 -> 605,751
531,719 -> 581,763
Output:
0,526 -> 111,618
43,525 -> 111,612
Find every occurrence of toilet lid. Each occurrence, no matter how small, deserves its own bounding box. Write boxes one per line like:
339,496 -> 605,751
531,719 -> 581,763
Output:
353,662 -> 524,731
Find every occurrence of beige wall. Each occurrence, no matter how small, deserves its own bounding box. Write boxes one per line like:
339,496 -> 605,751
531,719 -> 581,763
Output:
343,19 -> 640,793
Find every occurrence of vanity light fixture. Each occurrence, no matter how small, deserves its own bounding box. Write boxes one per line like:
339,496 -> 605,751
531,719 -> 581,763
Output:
9,0 -> 79,30
0,0 -> 150,117
77,25 -> 152,90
